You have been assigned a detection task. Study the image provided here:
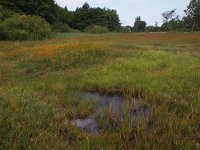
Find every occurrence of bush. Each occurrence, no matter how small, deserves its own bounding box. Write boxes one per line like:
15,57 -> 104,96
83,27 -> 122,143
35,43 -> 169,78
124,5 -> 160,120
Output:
7,30 -> 29,41
51,22 -> 81,33
51,22 -> 73,32
25,15 -> 52,40
84,25 -> 109,34
0,14 -> 52,41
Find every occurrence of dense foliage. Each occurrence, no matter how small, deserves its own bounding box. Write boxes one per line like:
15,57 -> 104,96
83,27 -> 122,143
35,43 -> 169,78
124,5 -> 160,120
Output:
0,5 -> 15,21
0,0 -> 69,24
132,16 -> 147,32
70,3 -> 120,32
83,25 -> 109,34
0,1 -> 120,32
184,0 -> 200,31
0,1 -> 121,40
51,22 -> 79,33
0,14 -> 51,41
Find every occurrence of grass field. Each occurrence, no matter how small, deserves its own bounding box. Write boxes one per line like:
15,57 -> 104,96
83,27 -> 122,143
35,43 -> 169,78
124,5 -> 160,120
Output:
0,32 -> 200,149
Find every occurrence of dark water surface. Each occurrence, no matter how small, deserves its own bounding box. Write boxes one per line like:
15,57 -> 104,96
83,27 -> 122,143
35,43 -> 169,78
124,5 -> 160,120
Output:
71,92 -> 150,134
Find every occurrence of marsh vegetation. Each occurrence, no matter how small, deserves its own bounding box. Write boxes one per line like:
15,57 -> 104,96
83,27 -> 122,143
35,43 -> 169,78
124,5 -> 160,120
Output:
0,32 -> 200,149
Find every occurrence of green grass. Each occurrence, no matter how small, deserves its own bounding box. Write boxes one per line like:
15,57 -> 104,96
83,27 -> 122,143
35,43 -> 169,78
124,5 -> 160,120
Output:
52,32 -> 118,39
0,33 -> 200,149
52,32 -> 95,39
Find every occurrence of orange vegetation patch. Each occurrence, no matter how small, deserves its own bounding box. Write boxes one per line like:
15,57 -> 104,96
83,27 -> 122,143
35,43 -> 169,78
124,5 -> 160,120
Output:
0,52 -> 4,56
1,39 -> 108,65
3,44 -> 64,58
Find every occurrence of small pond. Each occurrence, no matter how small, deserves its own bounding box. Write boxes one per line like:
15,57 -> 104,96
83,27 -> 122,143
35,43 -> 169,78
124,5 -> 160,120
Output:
71,92 -> 150,134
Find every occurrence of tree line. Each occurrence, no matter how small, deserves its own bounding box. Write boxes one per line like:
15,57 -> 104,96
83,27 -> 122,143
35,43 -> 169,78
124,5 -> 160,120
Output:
0,0 -> 200,40
0,0 -> 120,32
121,0 -> 200,32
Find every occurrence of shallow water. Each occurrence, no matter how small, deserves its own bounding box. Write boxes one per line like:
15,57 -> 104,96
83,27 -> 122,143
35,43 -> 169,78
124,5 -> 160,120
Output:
71,92 -> 150,134
71,118 -> 99,135
82,92 -> 126,118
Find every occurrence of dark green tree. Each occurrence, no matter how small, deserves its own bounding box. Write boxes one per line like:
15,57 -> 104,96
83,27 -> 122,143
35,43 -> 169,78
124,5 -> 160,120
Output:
162,9 -> 176,23
161,9 -> 176,31
71,3 -> 120,31
0,1 -> 121,32
0,0 -> 70,24
0,5 -> 15,21
133,16 -> 146,32
105,9 -> 120,31
185,0 -> 200,31
82,2 -> 90,10
121,26 -> 132,32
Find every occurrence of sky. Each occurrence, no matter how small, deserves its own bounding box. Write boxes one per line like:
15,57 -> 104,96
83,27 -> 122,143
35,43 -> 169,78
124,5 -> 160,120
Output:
55,0 -> 190,26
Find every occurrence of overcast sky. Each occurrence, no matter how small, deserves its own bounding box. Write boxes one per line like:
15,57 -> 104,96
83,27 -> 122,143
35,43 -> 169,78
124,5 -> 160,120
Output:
55,0 -> 190,26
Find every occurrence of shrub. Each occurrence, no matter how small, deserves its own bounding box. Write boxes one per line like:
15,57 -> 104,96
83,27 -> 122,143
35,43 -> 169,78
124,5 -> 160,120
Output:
51,22 -> 81,33
51,22 -> 73,32
0,14 -> 52,41
7,30 -> 29,41
84,25 -> 109,34
25,15 -> 52,40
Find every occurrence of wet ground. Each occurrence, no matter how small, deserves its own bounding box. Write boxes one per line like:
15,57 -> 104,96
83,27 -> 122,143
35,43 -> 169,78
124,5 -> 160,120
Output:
71,92 -> 150,134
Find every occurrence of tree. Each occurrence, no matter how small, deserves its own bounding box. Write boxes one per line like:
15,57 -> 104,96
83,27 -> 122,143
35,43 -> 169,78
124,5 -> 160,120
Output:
161,9 -> 186,31
82,2 -> 90,10
121,26 -> 132,32
105,9 -> 121,31
167,18 -> 185,31
0,5 -> 15,21
185,0 -> 200,31
155,22 -> 158,27
0,1 -> 121,33
182,16 -> 193,29
135,16 -> 141,22
0,0 -> 70,24
133,16 -> 146,32
162,9 -> 176,23
71,4 -> 120,31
